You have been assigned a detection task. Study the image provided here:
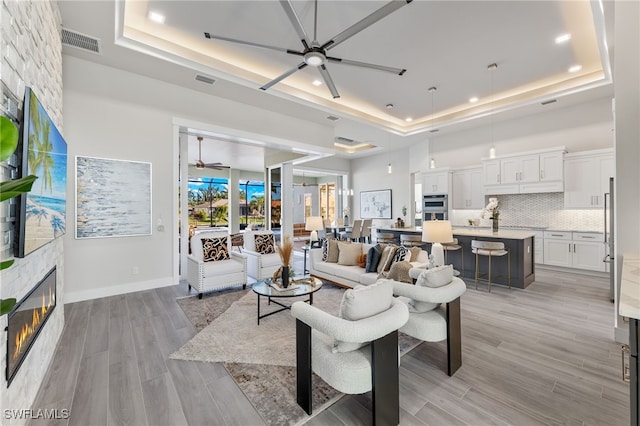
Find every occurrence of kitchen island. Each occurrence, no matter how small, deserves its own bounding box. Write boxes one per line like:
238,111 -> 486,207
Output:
374,226 -> 535,289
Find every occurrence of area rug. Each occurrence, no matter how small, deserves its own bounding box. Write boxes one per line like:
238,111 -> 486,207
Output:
172,284 -> 421,425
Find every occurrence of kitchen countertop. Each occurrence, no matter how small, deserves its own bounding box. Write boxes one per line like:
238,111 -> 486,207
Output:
374,226 -> 534,240
619,254 -> 640,320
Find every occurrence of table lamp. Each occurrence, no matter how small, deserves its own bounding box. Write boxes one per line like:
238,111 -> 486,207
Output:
422,220 -> 453,267
305,216 -> 324,242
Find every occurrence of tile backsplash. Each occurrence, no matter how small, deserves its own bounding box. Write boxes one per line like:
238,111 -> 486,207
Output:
451,192 -> 604,232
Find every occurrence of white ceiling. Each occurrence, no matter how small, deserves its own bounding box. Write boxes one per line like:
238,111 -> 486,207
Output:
58,0 -> 614,172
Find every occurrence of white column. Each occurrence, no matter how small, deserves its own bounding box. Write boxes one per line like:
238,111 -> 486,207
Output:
281,162 -> 294,240
228,169 -> 240,233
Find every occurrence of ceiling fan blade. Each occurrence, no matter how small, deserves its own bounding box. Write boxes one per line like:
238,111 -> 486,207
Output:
318,65 -> 340,99
204,32 -> 289,53
326,57 -> 406,75
205,163 -> 230,169
279,0 -> 312,49
321,0 -> 412,51
260,62 -> 308,91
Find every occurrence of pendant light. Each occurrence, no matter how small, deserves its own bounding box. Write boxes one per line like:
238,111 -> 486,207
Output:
488,63 -> 498,158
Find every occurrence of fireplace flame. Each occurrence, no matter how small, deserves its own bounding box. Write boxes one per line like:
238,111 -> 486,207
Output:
13,289 -> 53,360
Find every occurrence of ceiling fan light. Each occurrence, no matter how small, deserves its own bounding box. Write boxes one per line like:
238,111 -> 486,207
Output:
304,51 -> 326,66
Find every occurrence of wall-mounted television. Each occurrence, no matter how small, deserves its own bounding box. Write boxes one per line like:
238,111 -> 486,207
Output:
15,87 -> 68,257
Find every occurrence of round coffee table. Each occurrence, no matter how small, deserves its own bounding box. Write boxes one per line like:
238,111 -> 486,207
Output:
252,277 -> 323,325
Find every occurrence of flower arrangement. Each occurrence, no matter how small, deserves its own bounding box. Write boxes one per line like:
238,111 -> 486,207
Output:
481,197 -> 500,220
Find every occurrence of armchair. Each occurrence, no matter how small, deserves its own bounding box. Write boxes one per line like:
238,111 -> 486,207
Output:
187,231 -> 248,299
242,230 -> 281,281
291,281 -> 409,426
390,266 -> 466,376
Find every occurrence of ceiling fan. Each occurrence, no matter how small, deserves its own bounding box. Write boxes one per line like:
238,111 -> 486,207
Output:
204,0 -> 412,99
194,136 -> 230,170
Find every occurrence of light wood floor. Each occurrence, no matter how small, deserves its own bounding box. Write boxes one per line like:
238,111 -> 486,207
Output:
29,258 -> 628,426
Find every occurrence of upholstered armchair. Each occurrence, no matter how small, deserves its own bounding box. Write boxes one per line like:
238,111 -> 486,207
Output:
390,265 -> 467,376
291,281 -> 409,426
242,230 -> 281,281
187,230 -> 248,299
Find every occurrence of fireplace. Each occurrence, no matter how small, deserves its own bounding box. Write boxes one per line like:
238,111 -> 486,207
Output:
6,267 -> 56,386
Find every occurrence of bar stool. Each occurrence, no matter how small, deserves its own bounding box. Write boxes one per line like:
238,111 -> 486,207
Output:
471,240 -> 510,292
376,232 -> 396,244
400,234 -> 423,247
443,238 -> 463,274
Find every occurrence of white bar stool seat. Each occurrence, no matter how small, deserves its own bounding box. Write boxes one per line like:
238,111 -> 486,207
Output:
471,240 -> 510,292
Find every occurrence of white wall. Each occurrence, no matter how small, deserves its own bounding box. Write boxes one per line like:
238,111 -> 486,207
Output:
62,56 -> 337,302
428,97 -> 613,169
352,147 -> 412,229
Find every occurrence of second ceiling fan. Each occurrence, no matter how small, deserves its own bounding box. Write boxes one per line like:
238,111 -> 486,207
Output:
204,0 -> 412,99
195,136 -> 230,170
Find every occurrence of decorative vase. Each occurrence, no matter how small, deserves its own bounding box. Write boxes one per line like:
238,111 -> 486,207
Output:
492,219 -> 499,233
282,266 -> 290,288
344,215 -> 349,226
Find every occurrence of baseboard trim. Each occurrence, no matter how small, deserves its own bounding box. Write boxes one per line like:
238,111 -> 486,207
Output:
536,264 -> 609,278
64,276 -> 176,304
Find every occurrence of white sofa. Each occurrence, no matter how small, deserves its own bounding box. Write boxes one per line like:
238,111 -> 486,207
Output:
243,230 -> 282,281
309,243 -> 429,288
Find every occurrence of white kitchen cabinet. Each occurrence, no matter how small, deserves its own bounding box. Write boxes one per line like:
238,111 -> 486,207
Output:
482,160 -> 501,185
564,150 -> 614,208
500,154 -> 539,184
539,151 -> 564,182
482,148 -> 565,194
423,170 -> 450,195
543,231 -> 606,271
452,167 -> 484,209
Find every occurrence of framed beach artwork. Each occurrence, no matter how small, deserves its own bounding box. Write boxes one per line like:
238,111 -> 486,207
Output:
16,87 -> 68,258
360,189 -> 392,219
75,156 -> 152,239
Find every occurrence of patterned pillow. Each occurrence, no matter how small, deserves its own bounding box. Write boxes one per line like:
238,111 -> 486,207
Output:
202,237 -> 230,262
255,234 -> 275,254
392,246 -> 408,264
320,238 -> 328,261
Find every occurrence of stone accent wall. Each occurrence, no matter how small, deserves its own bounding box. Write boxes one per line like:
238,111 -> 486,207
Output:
0,1 -> 65,424
451,192 -> 604,232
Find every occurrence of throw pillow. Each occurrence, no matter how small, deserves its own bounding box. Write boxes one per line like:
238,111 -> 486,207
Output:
254,234 -> 275,254
386,260 -> 413,283
392,246 -> 408,264
377,245 -> 398,273
416,264 -> 454,288
202,237 -> 230,262
326,238 -> 340,263
333,281 -> 394,353
338,242 -> 362,266
320,237 -> 328,261
357,253 -> 367,268
365,244 -> 383,273
408,247 -> 422,262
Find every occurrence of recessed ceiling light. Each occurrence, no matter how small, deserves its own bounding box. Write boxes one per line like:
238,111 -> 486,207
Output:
148,11 -> 165,24
386,103 -> 394,109
405,117 -> 413,122
469,97 -> 479,103
312,79 -> 322,86
568,64 -> 582,73
555,33 -> 571,44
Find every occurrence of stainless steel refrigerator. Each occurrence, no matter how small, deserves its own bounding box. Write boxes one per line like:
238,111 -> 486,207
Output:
604,177 -> 614,302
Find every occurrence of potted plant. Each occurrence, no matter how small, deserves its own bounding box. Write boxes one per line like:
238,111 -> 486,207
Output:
0,116 -> 38,314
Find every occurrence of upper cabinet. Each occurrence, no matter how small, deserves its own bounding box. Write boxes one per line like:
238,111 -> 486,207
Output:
482,148 -> 565,195
423,169 -> 451,195
564,149 -> 614,208
452,167 -> 484,209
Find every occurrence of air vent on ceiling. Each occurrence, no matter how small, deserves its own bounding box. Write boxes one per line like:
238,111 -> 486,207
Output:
335,136 -> 356,145
61,28 -> 101,54
541,99 -> 557,106
326,115 -> 340,121
195,74 -> 215,85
